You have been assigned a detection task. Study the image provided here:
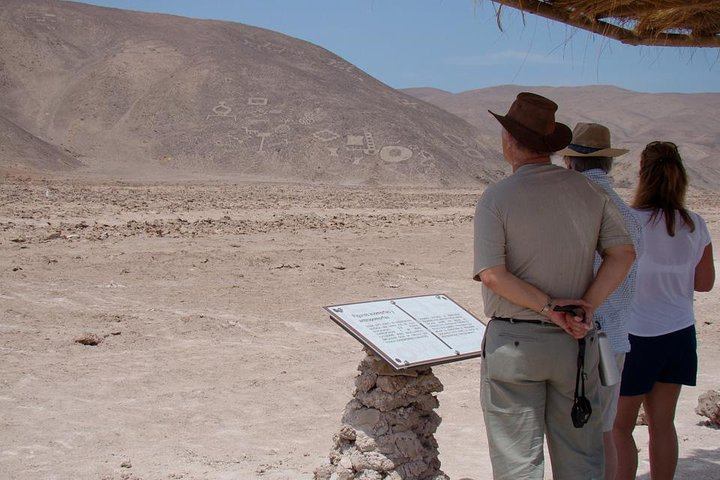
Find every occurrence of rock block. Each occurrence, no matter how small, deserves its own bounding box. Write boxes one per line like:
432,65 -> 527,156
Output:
315,352 -> 449,480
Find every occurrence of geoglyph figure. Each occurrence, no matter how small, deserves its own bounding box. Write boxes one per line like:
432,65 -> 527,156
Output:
206,101 -> 237,121
379,146 -> 413,163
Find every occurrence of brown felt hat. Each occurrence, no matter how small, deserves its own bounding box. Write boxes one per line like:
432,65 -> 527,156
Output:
489,92 -> 572,153
557,123 -> 629,158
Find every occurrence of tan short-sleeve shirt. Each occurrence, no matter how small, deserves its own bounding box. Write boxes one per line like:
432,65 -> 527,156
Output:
473,163 -> 631,320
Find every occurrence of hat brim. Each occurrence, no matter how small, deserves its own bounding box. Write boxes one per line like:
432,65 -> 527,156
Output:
556,146 -> 629,158
489,110 -> 572,153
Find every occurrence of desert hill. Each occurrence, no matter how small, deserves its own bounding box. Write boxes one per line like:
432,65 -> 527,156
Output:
404,85 -> 720,189
0,115 -> 81,171
0,0 -> 506,186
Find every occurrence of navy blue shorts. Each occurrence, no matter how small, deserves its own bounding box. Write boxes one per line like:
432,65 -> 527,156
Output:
620,325 -> 697,397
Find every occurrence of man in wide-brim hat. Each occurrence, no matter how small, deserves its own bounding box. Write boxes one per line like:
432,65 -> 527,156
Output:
558,121 -> 630,164
561,122 -> 642,480
473,93 -> 636,479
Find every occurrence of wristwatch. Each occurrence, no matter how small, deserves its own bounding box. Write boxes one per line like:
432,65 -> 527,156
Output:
539,299 -> 553,317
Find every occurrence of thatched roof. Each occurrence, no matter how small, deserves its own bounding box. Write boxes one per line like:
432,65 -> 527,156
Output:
490,1 -> 720,47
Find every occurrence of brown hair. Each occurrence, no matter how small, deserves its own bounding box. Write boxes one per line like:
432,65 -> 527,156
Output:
632,141 -> 694,236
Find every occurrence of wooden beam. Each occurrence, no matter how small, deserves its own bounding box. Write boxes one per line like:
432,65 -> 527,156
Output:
593,3 -> 718,20
630,33 -> 720,47
491,0 -> 720,47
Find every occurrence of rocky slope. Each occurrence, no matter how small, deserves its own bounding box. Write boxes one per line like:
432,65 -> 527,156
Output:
0,0 -> 506,186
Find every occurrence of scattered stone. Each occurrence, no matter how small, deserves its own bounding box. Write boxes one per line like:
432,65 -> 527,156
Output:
120,460 -> 132,468
271,263 -> 300,269
315,350 -> 448,480
75,334 -> 103,346
696,390 -> 720,426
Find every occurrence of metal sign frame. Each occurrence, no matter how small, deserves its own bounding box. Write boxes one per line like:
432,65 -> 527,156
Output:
324,293 -> 486,370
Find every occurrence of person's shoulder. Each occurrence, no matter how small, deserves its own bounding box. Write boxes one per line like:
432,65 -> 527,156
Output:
478,180 -> 499,198
567,170 -> 612,199
544,163 -> 579,178
631,207 -> 652,222
476,181 -> 501,208
687,209 -> 706,223
562,166 -> 603,185
521,163 -> 587,185
479,173 -> 517,198
603,187 -> 635,215
687,209 -> 710,233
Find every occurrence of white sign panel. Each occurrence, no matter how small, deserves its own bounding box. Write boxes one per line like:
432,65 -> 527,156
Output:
324,294 -> 486,369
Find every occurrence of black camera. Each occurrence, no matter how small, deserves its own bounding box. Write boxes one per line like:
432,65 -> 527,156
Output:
569,334 -> 592,428
571,395 -> 593,428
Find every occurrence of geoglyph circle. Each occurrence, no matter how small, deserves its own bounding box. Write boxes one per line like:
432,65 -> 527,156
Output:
379,146 -> 413,163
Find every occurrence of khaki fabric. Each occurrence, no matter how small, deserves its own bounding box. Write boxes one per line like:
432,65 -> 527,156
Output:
473,163 -> 631,320
481,321 -> 604,480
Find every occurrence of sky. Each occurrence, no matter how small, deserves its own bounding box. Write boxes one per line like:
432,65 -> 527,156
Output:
73,0 -> 720,94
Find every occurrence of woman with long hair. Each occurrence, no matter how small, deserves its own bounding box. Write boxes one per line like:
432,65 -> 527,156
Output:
613,141 -> 715,480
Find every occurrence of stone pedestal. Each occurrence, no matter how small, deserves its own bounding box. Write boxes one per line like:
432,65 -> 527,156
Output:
315,351 -> 449,480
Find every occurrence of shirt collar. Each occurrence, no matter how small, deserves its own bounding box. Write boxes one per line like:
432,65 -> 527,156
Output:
582,168 -> 611,187
514,162 -> 555,174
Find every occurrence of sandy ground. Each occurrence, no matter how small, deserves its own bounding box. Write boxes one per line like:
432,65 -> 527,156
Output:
1,176 -> 718,480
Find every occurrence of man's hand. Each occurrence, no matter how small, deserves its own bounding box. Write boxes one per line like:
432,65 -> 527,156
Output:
547,299 -> 593,339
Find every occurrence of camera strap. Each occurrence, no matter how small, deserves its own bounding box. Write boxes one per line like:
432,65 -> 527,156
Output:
571,337 -> 593,428
574,338 -> 586,399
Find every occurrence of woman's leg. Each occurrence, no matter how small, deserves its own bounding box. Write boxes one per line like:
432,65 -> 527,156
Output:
601,354 -> 626,480
613,394 -> 644,480
643,382 -> 682,480
602,431 -> 617,480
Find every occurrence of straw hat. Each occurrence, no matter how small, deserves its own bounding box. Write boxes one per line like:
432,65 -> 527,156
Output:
488,92 -> 572,153
557,123 -> 629,158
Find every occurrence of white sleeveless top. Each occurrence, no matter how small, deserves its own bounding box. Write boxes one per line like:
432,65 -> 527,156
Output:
628,209 -> 711,337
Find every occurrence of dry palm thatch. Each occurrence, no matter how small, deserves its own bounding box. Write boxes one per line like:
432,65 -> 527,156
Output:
489,0 -> 720,47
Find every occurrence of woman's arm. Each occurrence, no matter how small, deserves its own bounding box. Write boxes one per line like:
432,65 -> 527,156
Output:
695,243 -> 715,292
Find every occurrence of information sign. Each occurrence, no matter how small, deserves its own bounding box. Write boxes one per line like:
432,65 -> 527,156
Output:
324,294 -> 486,370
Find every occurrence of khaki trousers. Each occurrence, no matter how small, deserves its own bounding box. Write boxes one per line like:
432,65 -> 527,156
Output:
481,320 -> 604,480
